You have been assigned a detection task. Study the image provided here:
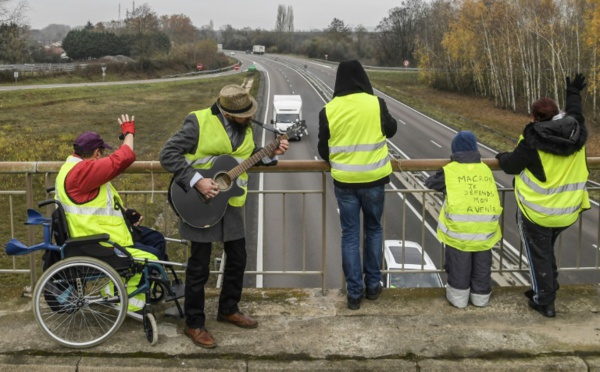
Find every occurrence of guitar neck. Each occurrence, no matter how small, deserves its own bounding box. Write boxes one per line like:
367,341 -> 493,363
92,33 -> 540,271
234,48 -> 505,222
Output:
227,134 -> 288,180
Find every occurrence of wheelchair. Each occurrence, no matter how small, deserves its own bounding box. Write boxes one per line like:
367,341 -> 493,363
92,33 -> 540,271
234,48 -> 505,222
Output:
5,198 -> 187,349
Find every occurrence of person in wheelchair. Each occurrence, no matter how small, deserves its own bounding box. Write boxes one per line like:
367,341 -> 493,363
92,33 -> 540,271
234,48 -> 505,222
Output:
54,114 -> 166,313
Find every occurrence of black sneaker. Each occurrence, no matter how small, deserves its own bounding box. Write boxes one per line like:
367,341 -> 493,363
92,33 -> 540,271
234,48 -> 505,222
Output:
347,296 -> 362,310
528,299 -> 555,318
366,283 -> 383,301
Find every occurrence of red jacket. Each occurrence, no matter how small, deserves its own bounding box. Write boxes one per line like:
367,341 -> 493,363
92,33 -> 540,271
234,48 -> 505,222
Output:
64,145 -> 135,203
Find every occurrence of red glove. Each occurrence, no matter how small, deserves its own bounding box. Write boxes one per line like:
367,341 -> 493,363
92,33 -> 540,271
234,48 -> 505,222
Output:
118,114 -> 135,140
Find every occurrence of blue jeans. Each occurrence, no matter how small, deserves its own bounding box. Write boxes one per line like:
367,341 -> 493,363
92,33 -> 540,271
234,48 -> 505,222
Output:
132,226 -> 167,260
334,184 -> 385,299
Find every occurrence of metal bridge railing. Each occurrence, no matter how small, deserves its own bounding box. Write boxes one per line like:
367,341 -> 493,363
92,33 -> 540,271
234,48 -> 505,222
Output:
1,158 -> 599,292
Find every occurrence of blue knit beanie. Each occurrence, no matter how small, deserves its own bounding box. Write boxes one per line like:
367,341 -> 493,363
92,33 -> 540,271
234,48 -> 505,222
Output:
451,131 -> 478,153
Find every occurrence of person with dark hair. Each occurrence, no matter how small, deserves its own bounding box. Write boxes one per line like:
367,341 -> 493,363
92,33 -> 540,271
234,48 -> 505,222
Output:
531,97 -> 560,121
496,73 -> 590,317
318,60 -> 397,310
425,131 -> 502,308
55,115 -> 166,314
160,84 -> 288,348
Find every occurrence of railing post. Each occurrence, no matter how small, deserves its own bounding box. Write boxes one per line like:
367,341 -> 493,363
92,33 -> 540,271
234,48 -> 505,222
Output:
321,172 -> 327,295
26,173 -> 37,292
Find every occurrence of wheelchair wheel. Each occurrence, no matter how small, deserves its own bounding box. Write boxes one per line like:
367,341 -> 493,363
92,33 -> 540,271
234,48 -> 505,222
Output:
33,256 -> 128,348
149,281 -> 166,303
143,312 -> 158,346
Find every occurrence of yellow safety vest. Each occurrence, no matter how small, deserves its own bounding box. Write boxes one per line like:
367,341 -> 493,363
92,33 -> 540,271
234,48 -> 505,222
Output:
325,93 -> 392,183
185,108 -> 254,207
515,137 -> 590,227
55,156 -> 133,247
437,161 -> 502,251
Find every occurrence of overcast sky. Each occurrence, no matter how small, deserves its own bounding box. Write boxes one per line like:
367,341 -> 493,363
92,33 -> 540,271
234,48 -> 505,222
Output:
25,0 -> 401,31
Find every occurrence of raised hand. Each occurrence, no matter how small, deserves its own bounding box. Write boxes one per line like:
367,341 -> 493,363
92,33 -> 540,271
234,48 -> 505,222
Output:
118,114 -> 135,140
566,73 -> 586,92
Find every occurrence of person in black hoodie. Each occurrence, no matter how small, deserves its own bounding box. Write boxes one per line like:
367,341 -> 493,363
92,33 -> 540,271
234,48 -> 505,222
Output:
425,131 -> 502,309
318,60 -> 397,310
496,73 -> 590,317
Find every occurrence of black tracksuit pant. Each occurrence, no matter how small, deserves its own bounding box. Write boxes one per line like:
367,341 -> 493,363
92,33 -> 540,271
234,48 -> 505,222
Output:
518,210 -> 567,307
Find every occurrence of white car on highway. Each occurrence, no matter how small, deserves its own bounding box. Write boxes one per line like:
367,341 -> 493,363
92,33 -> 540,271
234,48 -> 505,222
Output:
383,240 -> 443,288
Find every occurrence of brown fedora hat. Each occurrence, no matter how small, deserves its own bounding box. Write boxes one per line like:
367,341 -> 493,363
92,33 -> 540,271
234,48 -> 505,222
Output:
217,84 -> 258,118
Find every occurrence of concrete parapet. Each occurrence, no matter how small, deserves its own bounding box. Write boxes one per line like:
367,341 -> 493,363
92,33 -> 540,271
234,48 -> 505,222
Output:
1,285 -> 600,370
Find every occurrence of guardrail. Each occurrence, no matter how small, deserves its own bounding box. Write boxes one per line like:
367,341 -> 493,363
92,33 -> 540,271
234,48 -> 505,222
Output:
0,63 -> 77,73
1,158 -> 599,293
0,61 -> 238,81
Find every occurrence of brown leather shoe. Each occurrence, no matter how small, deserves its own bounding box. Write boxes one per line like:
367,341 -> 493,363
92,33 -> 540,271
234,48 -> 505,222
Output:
217,311 -> 258,328
184,326 -> 217,348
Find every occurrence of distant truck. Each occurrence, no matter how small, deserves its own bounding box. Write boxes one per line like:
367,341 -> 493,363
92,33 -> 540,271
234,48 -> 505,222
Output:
271,95 -> 305,140
252,45 -> 265,55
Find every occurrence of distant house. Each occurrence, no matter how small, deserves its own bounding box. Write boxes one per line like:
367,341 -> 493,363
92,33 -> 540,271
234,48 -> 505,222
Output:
44,42 -> 68,59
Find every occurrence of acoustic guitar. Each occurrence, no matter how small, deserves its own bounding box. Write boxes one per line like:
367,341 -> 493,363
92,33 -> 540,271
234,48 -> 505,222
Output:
168,121 -> 307,228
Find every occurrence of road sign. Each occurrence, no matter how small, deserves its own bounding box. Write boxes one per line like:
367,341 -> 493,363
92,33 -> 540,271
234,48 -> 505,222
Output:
403,60 -> 410,67
197,63 -> 203,71
234,64 -> 239,71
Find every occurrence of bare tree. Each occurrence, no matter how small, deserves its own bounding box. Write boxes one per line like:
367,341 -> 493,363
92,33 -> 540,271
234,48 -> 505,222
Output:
376,0 -> 427,66
0,0 -> 27,25
275,4 -> 286,52
286,5 -> 294,52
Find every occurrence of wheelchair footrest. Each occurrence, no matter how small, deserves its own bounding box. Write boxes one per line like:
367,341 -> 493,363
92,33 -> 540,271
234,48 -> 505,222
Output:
164,305 -> 185,319
164,280 -> 185,302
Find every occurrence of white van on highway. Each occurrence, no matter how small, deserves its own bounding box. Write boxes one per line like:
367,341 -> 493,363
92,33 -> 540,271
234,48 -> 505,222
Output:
383,240 -> 443,288
271,95 -> 305,140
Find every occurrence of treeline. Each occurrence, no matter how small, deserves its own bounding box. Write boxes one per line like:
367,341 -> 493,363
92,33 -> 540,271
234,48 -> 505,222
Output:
3,0 -> 600,117
414,0 -> 600,117
61,4 -> 227,70
61,28 -> 168,60
216,0 -> 600,118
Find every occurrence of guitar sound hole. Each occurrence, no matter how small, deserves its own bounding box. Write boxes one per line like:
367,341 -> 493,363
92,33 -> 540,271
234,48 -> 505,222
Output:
214,174 -> 232,190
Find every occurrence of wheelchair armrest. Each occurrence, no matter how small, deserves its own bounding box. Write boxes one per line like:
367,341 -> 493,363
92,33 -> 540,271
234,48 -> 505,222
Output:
62,235 -> 134,271
38,199 -> 59,208
64,234 -> 110,247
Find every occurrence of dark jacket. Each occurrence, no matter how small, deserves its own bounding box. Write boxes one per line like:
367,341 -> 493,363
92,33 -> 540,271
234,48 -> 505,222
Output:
317,60 -> 397,189
159,103 -> 275,242
496,86 -> 587,182
425,151 -> 482,193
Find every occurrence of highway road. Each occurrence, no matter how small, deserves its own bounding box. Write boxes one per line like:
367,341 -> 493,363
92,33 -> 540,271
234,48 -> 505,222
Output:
235,52 -> 600,290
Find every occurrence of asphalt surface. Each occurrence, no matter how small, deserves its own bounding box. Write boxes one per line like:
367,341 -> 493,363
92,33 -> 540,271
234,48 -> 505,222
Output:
1,285 -> 600,371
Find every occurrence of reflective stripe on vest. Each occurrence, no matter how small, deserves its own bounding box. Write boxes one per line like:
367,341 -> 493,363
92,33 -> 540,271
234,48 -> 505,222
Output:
514,137 -> 590,228
55,156 -> 133,247
437,161 -> 502,251
184,108 -> 254,207
326,93 -> 392,183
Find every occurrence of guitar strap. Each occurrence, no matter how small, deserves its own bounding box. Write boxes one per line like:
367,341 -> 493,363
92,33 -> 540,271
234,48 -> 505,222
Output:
250,118 -> 280,134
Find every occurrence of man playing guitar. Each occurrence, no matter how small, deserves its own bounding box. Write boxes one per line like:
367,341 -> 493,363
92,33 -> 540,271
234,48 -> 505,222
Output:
160,84 -> 289,349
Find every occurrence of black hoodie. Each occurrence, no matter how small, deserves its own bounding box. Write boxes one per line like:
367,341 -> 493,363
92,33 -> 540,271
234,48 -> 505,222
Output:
496,84 -> 587,182
317,60 -> 397,188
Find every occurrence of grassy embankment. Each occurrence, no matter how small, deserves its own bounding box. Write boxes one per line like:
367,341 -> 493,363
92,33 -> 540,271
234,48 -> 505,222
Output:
369,71 -> 600,158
